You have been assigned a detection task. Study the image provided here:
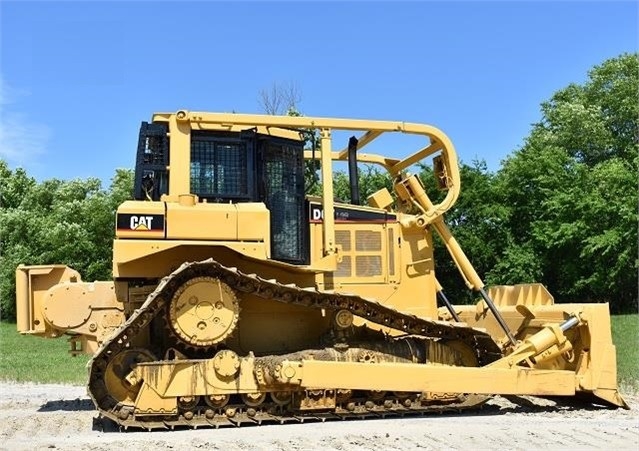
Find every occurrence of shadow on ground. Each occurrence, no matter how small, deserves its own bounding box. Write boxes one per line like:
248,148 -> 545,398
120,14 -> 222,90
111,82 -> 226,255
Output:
38,398 -> 94,412
481,395 -> 621,415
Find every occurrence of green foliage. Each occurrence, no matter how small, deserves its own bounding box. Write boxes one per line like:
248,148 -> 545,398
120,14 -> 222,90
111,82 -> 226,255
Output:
0,165 -> 134,320
611,314 -> 639,393
333,165 -> 393,204
493,53 -> 638,312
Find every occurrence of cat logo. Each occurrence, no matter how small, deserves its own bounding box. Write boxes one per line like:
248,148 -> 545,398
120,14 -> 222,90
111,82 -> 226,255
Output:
116,213 -> 165,232
130,215 -> 154,230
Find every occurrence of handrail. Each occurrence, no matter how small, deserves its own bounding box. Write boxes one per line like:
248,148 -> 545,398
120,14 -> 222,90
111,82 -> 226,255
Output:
157,110 -> 462,222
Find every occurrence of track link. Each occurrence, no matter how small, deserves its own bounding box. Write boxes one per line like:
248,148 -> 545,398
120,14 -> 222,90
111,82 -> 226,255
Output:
88,258 -> 502,429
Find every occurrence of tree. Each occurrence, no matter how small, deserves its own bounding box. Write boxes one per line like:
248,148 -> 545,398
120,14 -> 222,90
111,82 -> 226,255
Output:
332,165 -> 393,204
0,164 -> 134,321
258,81 -> 302,116
493,53 -> 638,313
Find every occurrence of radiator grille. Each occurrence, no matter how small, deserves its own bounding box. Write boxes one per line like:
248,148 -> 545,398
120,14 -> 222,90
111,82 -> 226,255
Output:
336,230 -> 351,252
356,256 -> 382,277
355,230 -> 382,251
335,256 -> 352,277
388,228 -> 395,276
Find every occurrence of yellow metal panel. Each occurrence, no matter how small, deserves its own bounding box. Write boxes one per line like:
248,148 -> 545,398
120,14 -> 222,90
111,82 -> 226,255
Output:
487,283 -> 554,307
367,188 -> 394,210
112,240 -> 269,278
166,202 -> 237,240
15,265 -> 81,334
168,114 -> 191,195
235,203 -> 270,243
134,358 -> 261,397
228,295 -> 331,355
399,228 -> 437,318
298,360 -> 576,396
320,129 -> 335,258
312,217 -> 438,325
15,266 -> 29,332
164,203 -> 269,241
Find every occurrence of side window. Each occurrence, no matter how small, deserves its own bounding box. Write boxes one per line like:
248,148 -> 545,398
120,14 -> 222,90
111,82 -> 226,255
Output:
190,135 -> 251,201
134,122 -> 169,201
262,140 -> 307,264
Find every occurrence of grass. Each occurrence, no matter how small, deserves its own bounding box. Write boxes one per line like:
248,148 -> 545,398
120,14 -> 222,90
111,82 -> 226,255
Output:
611,314 -> 639,393
0,315 -> 637,390
0,322 -> 90,384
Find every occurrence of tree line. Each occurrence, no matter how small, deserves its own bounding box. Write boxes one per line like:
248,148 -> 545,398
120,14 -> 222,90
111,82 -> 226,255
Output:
0,168 -> 134,321
1,53 -> 636,319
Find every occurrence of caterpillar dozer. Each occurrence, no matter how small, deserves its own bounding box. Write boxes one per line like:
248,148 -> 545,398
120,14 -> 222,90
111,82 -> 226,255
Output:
16,111 -> 627,429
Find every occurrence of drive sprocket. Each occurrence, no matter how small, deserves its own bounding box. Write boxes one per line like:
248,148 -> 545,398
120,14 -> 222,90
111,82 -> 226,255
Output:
168,276 -> 240,347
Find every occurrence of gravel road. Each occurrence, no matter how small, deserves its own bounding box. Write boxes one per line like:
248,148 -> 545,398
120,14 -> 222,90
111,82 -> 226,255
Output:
1,382 -> 637,450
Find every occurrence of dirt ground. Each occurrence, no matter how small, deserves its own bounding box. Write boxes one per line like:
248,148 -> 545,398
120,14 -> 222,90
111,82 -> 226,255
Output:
1,382 -> 637,451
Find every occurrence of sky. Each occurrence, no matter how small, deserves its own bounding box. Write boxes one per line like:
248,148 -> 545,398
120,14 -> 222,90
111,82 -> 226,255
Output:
0,0 -> 637,186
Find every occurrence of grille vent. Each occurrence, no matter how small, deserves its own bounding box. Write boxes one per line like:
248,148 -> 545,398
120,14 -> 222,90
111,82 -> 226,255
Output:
356,256 -> 382,277
355,231 -> 382,251
336,230 -> 352,251
388,229 -> 395,276
335,256 -> 352,277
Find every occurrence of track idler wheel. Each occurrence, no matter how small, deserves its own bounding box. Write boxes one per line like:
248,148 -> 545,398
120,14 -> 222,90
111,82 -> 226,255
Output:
104,349 -> 156,405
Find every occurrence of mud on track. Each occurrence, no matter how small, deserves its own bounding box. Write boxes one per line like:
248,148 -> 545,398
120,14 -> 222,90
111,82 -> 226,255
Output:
1,382 -> 637,450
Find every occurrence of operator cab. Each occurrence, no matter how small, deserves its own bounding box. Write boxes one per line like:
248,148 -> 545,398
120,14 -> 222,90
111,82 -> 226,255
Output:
133,122 -> 308,264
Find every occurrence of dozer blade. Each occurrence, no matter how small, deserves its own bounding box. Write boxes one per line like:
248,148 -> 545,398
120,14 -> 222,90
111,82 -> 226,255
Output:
455,293 -> 627,409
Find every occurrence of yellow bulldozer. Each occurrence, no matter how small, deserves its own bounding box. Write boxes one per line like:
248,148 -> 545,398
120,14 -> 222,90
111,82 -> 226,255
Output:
16,111 -> 627,429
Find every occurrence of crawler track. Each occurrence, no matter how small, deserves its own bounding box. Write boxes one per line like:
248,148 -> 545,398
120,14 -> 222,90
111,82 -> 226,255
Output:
88,259 -> 503,430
